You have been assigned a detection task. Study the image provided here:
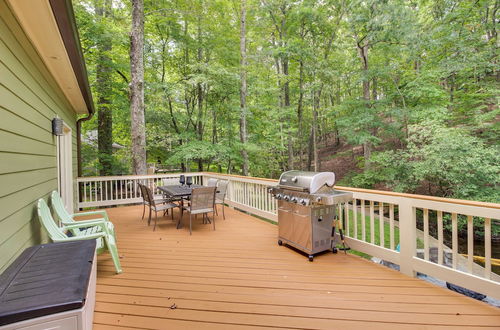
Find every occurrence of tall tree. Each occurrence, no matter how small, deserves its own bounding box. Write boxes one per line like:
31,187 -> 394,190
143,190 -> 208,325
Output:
96,0 -> 113,176
240,0 -> 249,175
130,0 -> 147,174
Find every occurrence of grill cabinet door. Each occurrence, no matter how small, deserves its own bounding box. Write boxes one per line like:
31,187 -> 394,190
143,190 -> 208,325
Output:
292,212 -> 312,251
278,206 -> 294,242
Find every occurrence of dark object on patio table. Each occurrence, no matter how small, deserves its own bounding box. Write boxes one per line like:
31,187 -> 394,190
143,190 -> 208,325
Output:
179,175 -> 186,185
0,240 -> 95,326
446,282 -> 486,301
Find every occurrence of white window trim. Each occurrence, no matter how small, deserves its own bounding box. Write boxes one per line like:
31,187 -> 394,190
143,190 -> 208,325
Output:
56,122 -> 73,213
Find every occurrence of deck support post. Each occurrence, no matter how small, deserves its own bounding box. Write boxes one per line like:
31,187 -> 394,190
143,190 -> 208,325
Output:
399,199 -> 416,277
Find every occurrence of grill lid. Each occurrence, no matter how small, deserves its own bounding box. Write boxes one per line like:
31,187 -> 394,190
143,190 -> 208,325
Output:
278,170 -> 335,194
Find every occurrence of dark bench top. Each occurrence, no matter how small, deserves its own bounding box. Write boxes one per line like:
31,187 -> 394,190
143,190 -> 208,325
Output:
0,240 -> 96,326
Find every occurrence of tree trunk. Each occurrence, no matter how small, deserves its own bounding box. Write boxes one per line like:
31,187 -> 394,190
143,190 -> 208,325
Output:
357,42 -> 371,169
358,43 -> 370,101
307,126 -> 314,171
130,0 -> 147,175
239,0 -> 249,176
312,94 -> 319,172
297,60 -> 304,169
196,10 -> 204,172
96,0 -> 113,176
283,57 -> 293,170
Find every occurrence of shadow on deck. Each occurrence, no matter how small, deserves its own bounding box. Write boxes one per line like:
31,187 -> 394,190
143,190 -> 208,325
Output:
93,205 -> 500,329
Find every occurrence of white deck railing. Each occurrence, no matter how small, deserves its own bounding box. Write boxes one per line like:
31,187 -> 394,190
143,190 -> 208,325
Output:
76,172 -> 500,299
76,173 -> 204,208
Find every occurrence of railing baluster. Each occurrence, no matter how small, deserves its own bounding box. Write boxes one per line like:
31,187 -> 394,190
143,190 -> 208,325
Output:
353,199 -> 358,239
467,215 -> 473,273
256,185 -> 260,210
244,182 -> 247,205
268,191 -> 271,213
389,203 -> 395,250
253,184 -> 256,208
236,182 -> 240,203
263,185 -> 267,211
261,185 -> 265,210
370,200 -> 375,244
100,181 -> 103,202
452,213 -> 458,269
234,181 -> 238,203
247,183 -> 251,207
236,181 -> 240,203
379,202 -> 384,247
256,185 -> 259,209
361,199 -> 366,241
437,211 -> 443,265
338,204 -> 343,229
252,184 -> 255,208
345,202 -> 350,237
485,218 -> 491,279
423,208 -> 429,261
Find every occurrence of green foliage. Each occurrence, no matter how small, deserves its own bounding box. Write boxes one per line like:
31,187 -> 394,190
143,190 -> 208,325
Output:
74,0 -> 499,204
352,121 -> 500,203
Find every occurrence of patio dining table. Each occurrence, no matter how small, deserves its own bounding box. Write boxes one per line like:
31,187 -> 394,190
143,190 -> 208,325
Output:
158,184 -> 203,199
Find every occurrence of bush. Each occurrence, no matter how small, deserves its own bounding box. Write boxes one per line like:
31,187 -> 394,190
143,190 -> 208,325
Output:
352,121 -> 500,203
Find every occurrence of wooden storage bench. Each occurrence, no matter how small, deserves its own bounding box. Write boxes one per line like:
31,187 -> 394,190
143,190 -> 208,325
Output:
0,240 -> 97,330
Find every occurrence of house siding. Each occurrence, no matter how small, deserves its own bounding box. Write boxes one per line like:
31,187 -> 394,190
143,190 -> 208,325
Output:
0,0 -> 79,271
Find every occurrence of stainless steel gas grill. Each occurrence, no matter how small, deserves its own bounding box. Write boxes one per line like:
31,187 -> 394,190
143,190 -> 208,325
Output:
268,170 -> 353,261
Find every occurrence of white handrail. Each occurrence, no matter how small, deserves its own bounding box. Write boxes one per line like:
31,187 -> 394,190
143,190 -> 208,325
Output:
76,172 -> 500,298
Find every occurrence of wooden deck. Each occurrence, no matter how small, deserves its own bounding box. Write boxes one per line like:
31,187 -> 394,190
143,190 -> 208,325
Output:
94,205 -> 500,329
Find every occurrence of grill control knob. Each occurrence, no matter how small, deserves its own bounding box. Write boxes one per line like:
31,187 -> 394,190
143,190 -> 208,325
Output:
291,197 -> 298,203
300,199 -> 307,206
276,194 -> 282,200
291,176 -> 298,183
284,195 -> 290,202
316,196 -> 322,203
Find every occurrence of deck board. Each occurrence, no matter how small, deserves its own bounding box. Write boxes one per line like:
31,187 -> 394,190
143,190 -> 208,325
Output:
95,205 -> 500,329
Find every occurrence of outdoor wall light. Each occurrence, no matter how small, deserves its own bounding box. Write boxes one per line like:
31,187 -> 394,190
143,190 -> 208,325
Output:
52,117 -> 64,136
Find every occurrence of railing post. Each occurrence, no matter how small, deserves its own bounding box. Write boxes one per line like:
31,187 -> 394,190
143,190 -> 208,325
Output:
399,198 -> 416,277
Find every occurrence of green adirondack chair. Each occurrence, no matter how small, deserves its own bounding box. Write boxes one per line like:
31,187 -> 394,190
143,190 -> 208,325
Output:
51,191 -> 116,239
37,198 -> 123,274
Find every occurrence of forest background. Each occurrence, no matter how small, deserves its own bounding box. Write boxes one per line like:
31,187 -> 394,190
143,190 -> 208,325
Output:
74,0 -> 499,207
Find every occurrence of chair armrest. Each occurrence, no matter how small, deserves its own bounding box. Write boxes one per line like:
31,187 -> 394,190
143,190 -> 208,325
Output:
53,232 -> 105,242
72,210 -> 109,221
64,221 -> 109,234
62,218 -> 107,226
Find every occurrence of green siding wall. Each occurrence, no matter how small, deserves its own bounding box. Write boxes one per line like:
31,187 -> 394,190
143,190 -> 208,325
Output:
0,1 -> 79,271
